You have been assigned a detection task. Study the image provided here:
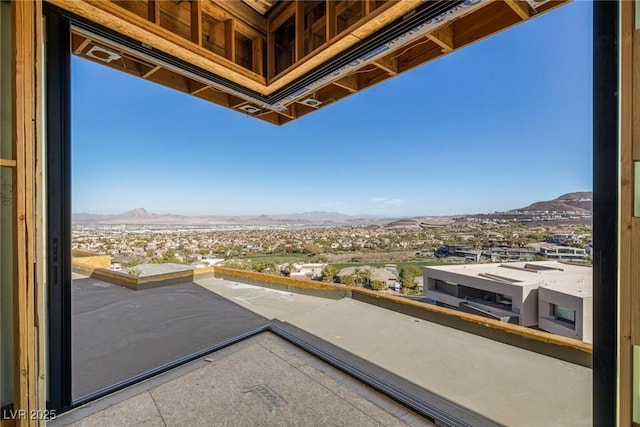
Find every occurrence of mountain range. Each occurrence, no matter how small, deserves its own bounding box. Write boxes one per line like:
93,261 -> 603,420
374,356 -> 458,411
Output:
72,207 -> 381,226
512,191 -> 592,213
72,191 -> 592,226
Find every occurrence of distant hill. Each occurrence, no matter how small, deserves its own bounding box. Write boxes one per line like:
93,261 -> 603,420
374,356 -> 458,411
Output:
513,191 -> 593,213
72,209 -> 381,226
72,192 -> 593,226
111,208 -> 160,221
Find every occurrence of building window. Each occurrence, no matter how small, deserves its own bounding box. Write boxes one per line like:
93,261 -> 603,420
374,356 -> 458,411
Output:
552,304 -> 575,326
497,294 -> 512,307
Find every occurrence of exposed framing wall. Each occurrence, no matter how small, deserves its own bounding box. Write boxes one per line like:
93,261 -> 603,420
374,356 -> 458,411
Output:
618,0 -> 640,425
2,2 -> 628,426
11,1 -> 44,426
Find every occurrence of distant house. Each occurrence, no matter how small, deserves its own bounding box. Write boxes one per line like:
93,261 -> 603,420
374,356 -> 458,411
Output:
487,247 -> 534,262
423,261 -> 592,342
289,263 -> 326,280
548,233 -> 575,245
336,266 -> 398,289
536,244 -> 588,261
434,245 -> 481,262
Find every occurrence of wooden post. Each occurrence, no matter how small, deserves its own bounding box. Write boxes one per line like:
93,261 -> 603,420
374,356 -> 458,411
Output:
12,0 -> 41,425
326,0 -> 336,40
252,36 -> 263,76
623,1 -> 637,426
191,0 -> 202,46
147,0 -> 160,24
295,0 -> 305,61
267,23 -> 275,79
225,19 -> 235,61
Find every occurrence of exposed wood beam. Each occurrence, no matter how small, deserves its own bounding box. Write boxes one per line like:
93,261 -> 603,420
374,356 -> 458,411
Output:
267,24 -> 275,78
426,25 -> 454,53
191,0 -> 202,45
364,0 -> 372,16
373,55 -> 398,76
195,87 -> 232,107
129,56 -> 142,75
200,1 -> 265,38
504,0 -> 530,21
278,103 -> 298,119
621,2 -> 635,423
252,36 -> 263,75
332,74 -> 358,93
148,0 -> 160,24
269,2 -> 295,32
188,81 -> 209,95
224,19 -> 235,61
269,0 -> 422,92
326,0 -> 336,39
146,68 -> 191,92
295,0 -> 305,61
73,37 -> 91,55
210,0 -> 267,32
229,98 -> 249,109
0,158 -> 17,167
142,64 -> 162,79
53,0 -> 267,91
256,111 -> 282,125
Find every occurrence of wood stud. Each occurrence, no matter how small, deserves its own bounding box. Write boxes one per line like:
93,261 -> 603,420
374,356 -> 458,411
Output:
12,1 -> 40,425
148,0 -> 160,24
191,0 -> 202,45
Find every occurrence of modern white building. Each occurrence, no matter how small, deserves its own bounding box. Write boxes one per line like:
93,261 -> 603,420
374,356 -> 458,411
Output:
533,243 -> 589,260
423,261 -> 592,342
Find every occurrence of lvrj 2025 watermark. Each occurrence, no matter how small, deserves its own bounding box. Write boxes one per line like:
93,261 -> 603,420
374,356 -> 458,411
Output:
2,409 -> 57,421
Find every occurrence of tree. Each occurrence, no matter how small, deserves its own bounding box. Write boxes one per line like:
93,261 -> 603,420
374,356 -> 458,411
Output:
339,275 -> 355,286
321,265 -> 337,283
354,268 -> 371,287
399,265 -> 422,289
369,280 -> 386,291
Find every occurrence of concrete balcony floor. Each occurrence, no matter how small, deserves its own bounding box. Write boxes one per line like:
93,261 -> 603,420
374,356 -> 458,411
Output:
53,332 -> 431,427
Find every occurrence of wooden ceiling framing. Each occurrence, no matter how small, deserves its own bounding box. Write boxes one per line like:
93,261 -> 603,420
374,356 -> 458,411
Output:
53,0 -> 570,125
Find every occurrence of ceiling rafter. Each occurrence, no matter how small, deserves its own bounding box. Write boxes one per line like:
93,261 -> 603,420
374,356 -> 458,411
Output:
62,0 -> 570,125
373,55 -> 398,76
426,25 -> 454,53
504,0 -> 531,21
331,74 -> 359,93
142,65 -> 162,79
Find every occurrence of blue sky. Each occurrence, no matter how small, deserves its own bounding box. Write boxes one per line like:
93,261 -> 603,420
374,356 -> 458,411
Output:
72,1 -> 592,217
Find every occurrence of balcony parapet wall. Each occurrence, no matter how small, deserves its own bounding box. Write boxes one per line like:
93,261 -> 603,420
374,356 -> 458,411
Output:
72,262 -> 215,290
213,267 -> 593,368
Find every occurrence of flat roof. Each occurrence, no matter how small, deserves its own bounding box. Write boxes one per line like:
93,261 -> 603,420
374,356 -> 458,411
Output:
424,261 -> 592,297
197,278 -> 592,426
69,272 -> 592,425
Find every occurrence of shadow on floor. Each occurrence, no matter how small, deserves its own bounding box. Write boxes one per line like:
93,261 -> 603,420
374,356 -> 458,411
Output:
72,276 -> 269,399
